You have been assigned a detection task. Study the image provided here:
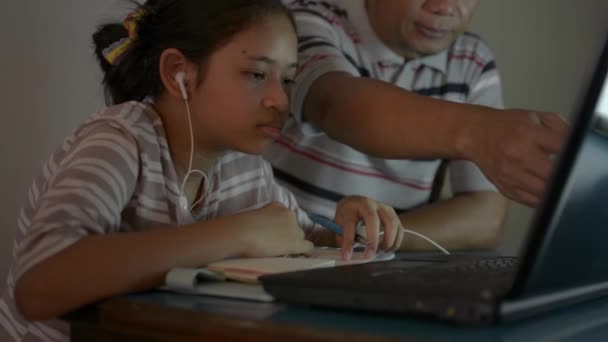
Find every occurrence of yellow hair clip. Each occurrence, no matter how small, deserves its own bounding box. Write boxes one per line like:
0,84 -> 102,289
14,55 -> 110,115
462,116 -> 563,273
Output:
102,7 -> 146,65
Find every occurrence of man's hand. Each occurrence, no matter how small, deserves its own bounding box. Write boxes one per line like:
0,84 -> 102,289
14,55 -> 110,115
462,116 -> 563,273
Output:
469,110 -> 568,207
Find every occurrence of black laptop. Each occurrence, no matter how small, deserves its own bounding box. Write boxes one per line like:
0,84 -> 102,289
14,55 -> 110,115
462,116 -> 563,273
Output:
260,36 -> 608,325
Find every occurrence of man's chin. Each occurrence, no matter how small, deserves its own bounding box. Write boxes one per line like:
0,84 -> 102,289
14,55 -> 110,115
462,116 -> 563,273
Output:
397,40 -> 450,58
413,41 -> 453,56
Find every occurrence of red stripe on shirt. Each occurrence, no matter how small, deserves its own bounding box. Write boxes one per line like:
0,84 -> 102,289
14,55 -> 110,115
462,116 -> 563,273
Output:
274,137 -> 433,191
448,52 -> 486,68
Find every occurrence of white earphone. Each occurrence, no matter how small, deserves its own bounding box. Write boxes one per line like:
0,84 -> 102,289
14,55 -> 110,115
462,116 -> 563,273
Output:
175,71 -> 188,101
174,70 -> 209,213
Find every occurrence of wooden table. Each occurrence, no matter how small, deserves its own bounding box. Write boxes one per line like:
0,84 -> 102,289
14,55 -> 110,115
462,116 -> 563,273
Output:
66,269 -> 608,341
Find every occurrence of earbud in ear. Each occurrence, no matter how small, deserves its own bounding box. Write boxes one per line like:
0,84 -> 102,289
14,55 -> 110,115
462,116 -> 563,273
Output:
175,71 -> 188,101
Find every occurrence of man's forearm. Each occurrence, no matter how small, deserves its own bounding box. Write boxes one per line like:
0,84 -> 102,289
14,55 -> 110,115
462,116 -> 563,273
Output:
305,72 -> 497,160
397,192 -> 508,251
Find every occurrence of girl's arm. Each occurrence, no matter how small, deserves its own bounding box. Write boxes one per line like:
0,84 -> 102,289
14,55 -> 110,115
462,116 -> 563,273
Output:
13,122 -> 311,321
15,203 -> 312,321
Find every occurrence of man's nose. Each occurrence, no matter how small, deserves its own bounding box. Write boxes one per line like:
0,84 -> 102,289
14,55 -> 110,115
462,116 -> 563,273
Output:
423,0 -> 457,16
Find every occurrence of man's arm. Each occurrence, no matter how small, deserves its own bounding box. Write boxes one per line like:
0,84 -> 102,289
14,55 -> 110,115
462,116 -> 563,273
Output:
302,192 -> 507,251
398,192 -> 508,250
304,71 -> 567,206
305,71 -> 481,159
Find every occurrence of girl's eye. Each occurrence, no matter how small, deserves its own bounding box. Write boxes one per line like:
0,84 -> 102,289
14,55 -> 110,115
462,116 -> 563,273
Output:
248,71 -> 267,81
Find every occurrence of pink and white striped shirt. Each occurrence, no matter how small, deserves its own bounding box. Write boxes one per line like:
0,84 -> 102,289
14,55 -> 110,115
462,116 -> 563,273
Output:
0,101 -> 316,341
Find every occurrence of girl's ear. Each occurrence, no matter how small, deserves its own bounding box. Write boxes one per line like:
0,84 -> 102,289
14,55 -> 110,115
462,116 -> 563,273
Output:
159,48 -> 193,100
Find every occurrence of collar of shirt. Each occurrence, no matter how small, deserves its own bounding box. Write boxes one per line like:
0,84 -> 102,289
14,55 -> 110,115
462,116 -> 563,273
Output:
339,0 -> 448,74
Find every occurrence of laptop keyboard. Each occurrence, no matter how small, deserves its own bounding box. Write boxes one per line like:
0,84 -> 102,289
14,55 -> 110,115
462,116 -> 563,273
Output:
443,256 -> 519,274
349,256 -> 520,298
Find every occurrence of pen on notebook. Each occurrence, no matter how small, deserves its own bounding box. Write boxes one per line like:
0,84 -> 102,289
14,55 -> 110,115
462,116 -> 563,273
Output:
308,213 -> 379,245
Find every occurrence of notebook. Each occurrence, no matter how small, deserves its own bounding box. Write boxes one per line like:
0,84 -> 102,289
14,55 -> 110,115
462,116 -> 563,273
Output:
162,247 -> 394,302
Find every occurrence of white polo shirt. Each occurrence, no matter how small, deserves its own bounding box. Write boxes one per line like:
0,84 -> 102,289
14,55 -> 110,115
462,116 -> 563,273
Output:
266,0 -> 502,217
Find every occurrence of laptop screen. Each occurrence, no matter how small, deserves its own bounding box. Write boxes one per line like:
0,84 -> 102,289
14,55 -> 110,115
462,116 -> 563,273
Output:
514,36 -> 608,297
597,76 -> 608,135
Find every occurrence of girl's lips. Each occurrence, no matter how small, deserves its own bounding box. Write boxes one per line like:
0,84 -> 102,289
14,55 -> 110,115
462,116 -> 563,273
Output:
415,23 -> 448,39
259,126 -> 282,139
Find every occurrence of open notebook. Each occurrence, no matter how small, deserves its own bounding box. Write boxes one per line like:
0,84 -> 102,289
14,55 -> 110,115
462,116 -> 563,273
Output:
162,247 -> 395,302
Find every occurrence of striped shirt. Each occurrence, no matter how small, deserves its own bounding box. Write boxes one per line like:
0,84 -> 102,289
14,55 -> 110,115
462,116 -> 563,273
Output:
0,101 -> 315,342
265,0 -> 502,218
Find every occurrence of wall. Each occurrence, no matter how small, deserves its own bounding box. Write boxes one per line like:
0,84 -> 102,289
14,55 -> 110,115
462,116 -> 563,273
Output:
0,0 -> 127,289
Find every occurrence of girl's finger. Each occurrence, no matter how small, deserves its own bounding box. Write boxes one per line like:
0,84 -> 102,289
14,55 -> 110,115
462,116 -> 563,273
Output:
359,203 -> 381,258
389,224 -> 405,252
377,205 -> 400,251
335,216 -> 358,261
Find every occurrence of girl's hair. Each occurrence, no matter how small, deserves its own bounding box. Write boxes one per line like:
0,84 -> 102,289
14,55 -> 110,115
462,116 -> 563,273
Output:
93,0 -> 295,105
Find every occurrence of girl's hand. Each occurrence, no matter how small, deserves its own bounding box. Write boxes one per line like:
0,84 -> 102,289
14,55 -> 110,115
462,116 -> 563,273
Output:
334,196 -> 404,260
238,202 -> 314,257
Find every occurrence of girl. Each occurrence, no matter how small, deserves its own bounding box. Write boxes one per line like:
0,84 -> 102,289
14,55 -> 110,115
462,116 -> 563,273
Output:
0,1 -> 404,341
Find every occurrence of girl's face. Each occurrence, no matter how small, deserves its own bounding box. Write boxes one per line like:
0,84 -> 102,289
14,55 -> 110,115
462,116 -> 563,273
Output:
189,13 -> 298,155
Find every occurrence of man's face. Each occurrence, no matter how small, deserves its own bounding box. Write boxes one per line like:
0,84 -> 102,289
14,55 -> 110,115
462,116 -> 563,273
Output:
366,0 -> 479,58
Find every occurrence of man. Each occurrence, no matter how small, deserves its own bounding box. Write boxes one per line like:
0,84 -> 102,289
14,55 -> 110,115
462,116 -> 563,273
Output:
266,0 -> 568,251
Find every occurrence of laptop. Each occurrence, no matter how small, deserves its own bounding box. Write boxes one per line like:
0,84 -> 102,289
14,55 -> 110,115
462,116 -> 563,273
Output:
260,35 -> 608,325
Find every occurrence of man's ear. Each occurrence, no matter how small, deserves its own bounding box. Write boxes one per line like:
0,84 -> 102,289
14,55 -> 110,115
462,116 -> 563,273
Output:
159,48 -> 193,100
